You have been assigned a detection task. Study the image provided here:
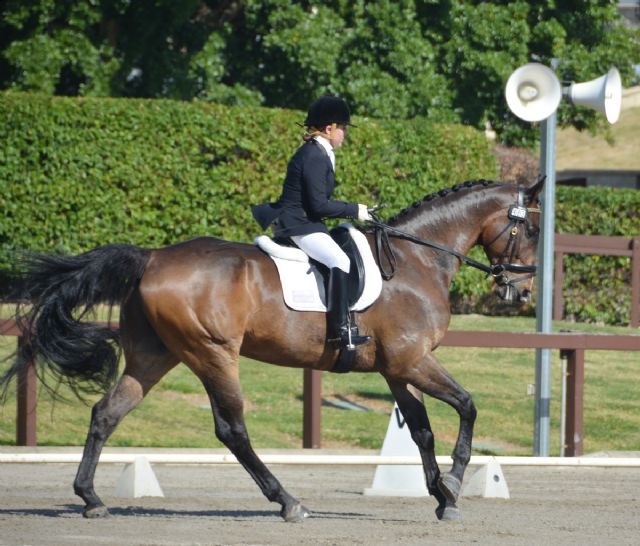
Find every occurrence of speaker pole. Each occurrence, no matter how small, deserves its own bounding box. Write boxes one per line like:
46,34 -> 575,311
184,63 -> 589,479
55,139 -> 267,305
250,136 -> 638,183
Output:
534,112 -> 557,457
505,62 -> 622,457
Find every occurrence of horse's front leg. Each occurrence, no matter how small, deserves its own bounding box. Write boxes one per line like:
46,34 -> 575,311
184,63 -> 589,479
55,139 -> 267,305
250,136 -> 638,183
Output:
416,360 -> 477,507
386,379 -> 461,520
386,353 -> 476,519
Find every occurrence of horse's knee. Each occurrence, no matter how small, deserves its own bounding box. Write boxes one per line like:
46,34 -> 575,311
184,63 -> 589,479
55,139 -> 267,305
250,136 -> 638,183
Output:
411,428 -> 435,452
459,392 -> 477,422
215,421 -> 249,451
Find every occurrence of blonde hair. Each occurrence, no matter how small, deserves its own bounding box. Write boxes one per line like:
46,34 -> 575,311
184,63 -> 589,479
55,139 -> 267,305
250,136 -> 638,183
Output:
302,123 -> 337,142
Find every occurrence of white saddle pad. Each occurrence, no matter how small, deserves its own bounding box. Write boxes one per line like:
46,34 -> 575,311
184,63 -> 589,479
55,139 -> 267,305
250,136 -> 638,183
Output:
254,223 -> 383,312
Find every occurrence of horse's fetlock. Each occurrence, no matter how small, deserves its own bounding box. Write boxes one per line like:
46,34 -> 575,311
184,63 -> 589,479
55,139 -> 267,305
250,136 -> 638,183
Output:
266,486 -> 283,502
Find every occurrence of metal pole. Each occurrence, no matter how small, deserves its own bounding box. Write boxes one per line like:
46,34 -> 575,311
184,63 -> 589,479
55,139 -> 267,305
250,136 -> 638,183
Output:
534,112 -> 557,456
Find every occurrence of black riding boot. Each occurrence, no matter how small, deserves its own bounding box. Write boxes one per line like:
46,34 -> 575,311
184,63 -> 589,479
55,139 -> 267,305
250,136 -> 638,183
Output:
327,268 -> 372,349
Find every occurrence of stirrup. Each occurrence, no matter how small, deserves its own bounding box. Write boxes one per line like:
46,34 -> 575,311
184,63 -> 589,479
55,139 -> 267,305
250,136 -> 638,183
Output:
330,327 -> 372,351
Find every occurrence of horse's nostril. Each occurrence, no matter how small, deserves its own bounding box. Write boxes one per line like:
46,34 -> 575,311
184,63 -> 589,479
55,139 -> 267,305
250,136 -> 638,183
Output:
496,285 -> 507,300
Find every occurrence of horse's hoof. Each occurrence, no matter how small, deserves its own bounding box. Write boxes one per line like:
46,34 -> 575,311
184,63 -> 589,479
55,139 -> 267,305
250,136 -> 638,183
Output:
83,504 -> 110,519
281,503 -> 311,523
438,473 -> 461,504
435,504 -> 462,521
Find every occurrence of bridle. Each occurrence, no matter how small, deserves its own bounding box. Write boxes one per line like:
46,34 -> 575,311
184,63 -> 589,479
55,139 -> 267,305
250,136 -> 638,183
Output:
484,186 -> 540,289
368,186 -> 540,290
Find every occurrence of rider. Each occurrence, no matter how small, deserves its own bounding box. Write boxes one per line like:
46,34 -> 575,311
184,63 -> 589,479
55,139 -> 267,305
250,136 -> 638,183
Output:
252,95 -> 373,349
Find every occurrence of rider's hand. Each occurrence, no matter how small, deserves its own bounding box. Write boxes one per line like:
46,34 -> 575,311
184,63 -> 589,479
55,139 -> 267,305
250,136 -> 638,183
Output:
357,204 -> 373,222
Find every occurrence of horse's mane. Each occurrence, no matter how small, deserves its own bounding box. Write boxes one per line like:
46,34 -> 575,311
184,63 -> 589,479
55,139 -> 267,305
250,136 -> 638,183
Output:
386,179 -> 497,225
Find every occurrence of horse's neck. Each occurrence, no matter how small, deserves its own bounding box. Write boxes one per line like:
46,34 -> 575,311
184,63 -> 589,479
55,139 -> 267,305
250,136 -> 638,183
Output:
389,187 -> 505,278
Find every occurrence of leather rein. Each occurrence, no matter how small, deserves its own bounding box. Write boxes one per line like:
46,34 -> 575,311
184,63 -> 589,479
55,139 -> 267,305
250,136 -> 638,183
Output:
368,186 -> 540,285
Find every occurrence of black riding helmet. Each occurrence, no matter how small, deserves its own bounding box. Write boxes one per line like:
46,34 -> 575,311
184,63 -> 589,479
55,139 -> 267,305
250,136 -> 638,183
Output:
303,95 -> 357,128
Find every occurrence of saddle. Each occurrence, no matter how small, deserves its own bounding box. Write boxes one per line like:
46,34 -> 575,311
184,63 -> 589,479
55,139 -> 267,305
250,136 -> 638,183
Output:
254,223 -> 382,313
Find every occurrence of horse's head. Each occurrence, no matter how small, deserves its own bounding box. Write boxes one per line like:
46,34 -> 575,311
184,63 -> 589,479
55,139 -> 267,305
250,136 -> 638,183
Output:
480,177 -> 545,304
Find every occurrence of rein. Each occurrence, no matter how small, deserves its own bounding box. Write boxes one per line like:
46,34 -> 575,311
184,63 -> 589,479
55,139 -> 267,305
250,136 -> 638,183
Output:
368,186 -> 539,282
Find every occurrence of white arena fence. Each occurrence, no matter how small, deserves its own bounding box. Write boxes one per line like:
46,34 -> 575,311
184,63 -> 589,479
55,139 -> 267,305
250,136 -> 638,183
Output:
1,452 -> 639,467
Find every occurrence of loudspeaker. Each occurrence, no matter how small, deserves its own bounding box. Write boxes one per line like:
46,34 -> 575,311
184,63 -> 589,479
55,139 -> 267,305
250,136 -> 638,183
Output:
564,67 -> 622,124
505,63 -> 562,122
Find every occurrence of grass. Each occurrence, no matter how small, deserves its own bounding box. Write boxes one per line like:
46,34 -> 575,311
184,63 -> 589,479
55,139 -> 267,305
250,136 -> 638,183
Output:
1,314 -> 638,456
556,104 -> 640,170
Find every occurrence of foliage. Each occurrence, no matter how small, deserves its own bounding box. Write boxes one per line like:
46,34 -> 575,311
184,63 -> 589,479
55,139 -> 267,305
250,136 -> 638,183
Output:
554,186 -> 640,325
1,1 -> 638,145
0,91 -> 495,277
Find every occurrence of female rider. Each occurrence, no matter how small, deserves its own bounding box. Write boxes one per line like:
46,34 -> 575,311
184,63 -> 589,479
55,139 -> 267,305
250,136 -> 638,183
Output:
252,95 -> 372,349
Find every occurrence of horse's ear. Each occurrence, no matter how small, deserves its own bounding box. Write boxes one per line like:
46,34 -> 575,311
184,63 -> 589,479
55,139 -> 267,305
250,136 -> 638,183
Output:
525,175 -> 545,203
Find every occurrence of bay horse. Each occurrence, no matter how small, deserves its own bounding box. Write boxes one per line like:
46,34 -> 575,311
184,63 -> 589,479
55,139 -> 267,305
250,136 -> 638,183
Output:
1,177 -> 543,522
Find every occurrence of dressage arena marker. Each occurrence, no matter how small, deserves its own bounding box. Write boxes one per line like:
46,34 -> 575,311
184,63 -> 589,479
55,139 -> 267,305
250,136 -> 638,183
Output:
461,457 -> 510,499
363,403 -> 428,497
362,404 -> 510,498
114,456 -> 164,498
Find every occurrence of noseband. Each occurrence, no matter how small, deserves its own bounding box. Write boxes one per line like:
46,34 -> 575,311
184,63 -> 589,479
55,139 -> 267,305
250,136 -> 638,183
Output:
369,186 -> 540,284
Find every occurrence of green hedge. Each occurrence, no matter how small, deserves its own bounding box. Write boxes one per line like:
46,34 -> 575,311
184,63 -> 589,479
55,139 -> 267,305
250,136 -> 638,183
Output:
553,187 -> 640,325
1,92 -> 638,325
0,92 -> 495,248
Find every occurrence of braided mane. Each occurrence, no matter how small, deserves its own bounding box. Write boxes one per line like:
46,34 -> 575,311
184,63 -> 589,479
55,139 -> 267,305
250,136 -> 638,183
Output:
387,179 -> 496,224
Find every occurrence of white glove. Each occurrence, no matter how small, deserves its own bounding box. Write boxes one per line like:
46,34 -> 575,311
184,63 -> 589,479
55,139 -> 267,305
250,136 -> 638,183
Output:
357,204 -> 373,222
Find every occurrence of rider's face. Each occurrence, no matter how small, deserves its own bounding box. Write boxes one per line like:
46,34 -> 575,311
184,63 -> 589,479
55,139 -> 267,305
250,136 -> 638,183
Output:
325,124 -> 347,149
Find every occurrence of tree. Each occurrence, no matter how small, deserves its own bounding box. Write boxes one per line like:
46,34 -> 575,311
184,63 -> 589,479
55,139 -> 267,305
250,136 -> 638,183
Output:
1,0 -> 638,145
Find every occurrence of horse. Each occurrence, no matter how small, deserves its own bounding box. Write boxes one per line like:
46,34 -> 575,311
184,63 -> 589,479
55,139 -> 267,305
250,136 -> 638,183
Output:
0,177 -> 544,522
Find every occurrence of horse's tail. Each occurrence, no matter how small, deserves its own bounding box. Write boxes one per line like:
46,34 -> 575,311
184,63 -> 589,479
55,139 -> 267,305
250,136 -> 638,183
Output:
1,244 -> 150,397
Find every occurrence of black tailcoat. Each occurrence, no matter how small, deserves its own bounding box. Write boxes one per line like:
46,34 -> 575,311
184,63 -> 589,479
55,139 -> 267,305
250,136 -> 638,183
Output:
252,139 -> 358,237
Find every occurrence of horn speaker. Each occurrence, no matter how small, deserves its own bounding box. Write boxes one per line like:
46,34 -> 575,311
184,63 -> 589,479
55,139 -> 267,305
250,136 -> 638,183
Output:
564,67 -> 622,124
505,63 -> 562,122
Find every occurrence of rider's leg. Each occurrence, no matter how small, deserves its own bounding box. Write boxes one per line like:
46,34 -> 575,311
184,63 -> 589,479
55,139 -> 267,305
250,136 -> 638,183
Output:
291,232 -> 371,348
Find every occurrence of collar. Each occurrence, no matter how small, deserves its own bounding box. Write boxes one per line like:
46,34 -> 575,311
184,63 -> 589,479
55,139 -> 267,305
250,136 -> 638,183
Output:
313,136 -> 335,171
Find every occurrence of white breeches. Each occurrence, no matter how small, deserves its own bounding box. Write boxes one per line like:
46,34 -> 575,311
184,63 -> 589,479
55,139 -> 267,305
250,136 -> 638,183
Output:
291,232 -> 351,273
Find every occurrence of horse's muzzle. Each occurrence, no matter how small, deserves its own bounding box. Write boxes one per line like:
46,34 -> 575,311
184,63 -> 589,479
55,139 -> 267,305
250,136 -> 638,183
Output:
495,277 -> 532,304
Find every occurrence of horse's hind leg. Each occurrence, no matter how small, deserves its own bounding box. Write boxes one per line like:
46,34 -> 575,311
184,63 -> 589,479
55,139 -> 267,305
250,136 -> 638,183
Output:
74,305 -> 178,517
191,348 -> 310,522
74,354 -> 177,517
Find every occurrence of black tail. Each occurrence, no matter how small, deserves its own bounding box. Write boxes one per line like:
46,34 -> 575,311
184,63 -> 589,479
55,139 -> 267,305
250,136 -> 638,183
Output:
1,244 -> 150,397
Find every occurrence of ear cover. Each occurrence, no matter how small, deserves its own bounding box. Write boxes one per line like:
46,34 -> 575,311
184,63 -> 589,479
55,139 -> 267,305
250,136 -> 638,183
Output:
525,176 -> 545,204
